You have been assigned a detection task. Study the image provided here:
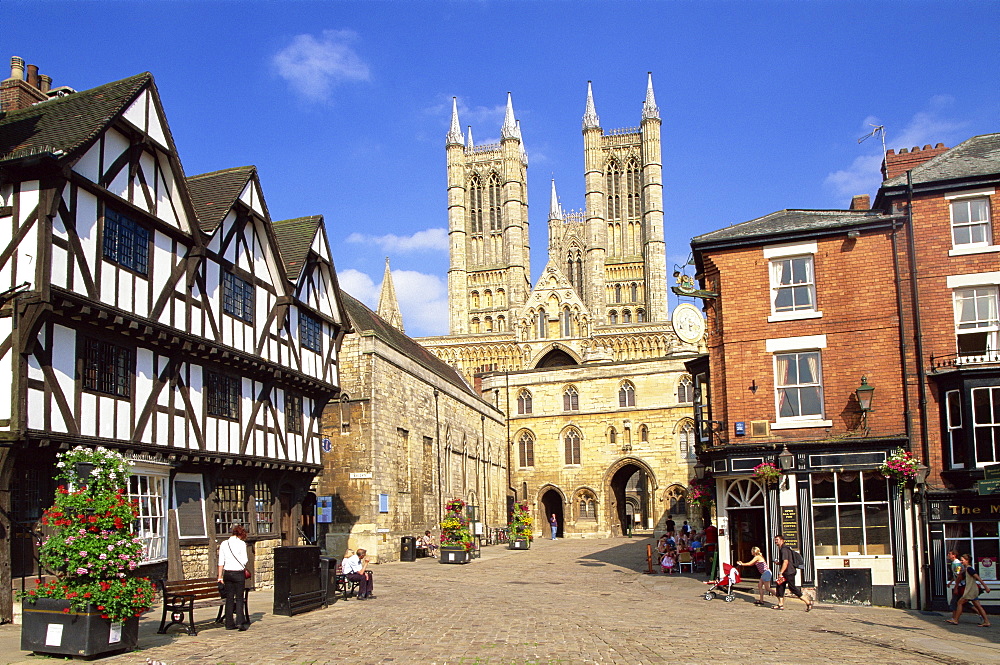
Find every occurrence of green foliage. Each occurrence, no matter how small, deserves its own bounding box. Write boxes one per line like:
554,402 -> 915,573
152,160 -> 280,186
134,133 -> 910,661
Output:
509,501 -> 534,542
17,446 -> 154,623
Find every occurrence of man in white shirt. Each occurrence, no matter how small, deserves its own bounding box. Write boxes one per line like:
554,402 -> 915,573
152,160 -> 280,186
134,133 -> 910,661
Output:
342,548 -> 375,599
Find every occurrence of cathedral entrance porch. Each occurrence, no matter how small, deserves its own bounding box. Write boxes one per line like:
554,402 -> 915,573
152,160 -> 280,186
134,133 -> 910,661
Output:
606,458 -> 656,537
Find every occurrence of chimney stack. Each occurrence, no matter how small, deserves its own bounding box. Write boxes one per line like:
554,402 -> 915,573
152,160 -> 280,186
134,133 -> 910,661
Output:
1,55 -> 50,113
849,195 -> 870,210
881,143 -> 949,180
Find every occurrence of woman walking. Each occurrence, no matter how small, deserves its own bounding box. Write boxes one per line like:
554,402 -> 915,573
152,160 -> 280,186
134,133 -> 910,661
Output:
737,546 -> 773,606
947,553 -> 991,627
217,524 -> 251,631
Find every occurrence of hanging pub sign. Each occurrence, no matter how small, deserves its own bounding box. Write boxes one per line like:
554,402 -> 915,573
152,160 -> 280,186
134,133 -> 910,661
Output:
780,507 -> 799,551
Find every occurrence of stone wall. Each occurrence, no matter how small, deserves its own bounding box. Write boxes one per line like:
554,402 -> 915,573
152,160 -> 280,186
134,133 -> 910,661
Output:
179,544 -> 210,579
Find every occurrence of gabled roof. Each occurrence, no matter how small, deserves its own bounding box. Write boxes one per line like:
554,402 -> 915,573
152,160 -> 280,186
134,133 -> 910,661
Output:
882,133 -> 1000,188
0,73 -> 150,163
186,166 -> 256,233
272,216 -> 324,280
692,209 -> 894,249
340,291 -> 478,399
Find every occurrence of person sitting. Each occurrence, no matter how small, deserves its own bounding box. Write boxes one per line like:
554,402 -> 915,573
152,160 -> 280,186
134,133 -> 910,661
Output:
690,535 -> 703,550
421,530 -> 439,558
656,534 -> 669,554
342,548 -> 375,600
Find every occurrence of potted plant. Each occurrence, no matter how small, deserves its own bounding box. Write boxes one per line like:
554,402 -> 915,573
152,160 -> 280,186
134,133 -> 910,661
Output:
508,501 -> 533,550
439,498 -> 473,564
752,462 -> 782,486
688,476 -> 715,510
880,448 -> 921,489
18,446 -> 155,658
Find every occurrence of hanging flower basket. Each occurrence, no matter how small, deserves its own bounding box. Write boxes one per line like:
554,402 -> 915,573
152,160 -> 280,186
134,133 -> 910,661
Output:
18,446 -> 154,658
879,448 -> 921,489
689,476 -> 715,509
752,462 -> 782,485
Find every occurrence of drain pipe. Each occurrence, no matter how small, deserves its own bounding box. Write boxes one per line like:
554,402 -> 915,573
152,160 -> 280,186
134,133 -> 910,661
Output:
434,388 -> 442,524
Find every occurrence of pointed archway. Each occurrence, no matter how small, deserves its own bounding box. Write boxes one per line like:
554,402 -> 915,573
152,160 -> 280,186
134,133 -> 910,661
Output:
538,485 -> 565,538
604,457 -> 657,537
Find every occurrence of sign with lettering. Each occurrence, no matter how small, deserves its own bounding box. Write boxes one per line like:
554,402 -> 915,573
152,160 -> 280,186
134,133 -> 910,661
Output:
983,464 -> 1000,481
780,507 -> 799,551
978,479 -> 1000,496
316,495 -> 333,523
349,472 -> 373,479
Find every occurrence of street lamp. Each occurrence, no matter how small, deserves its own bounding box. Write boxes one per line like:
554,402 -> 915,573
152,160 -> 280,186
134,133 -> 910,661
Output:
777,445 -> 795,471
856,376 -> 875,412
693,460 -> 707,480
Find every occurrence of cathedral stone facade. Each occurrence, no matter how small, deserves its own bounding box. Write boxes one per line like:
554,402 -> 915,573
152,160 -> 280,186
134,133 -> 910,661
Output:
419,75 -> 702,537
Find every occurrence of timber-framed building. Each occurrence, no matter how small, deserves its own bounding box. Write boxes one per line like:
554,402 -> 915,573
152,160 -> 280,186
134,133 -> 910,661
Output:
0,58 -> 348,621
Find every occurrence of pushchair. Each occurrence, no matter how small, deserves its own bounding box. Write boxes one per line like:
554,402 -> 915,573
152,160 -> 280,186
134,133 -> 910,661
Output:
703,562 -> 740,602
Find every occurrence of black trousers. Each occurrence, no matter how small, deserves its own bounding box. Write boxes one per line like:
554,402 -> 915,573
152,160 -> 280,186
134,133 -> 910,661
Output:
222,570 -> 248,628
775,573 -> 802,599
347,571 -> 373,596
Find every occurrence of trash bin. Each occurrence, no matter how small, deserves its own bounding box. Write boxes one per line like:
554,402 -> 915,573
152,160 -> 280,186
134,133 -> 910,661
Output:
319,556 -> 338,605
400,536 -> 417,562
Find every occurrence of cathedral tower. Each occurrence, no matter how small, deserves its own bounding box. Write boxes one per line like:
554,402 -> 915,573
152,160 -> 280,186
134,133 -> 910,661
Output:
445,94 -> 531,335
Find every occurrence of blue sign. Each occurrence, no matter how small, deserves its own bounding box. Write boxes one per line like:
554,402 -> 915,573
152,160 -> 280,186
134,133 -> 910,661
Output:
321,437 -> 332,453
734,421 -> 746,437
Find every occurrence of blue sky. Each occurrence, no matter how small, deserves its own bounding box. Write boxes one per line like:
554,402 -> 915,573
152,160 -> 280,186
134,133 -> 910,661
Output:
4,1 -> 999,336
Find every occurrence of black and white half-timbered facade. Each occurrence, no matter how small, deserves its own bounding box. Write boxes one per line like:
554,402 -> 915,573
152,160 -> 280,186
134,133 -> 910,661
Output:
0,60 -> 348,620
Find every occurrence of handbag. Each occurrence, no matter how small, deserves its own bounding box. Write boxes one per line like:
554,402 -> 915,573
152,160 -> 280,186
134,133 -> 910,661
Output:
227,542 -> 252,580
217,582 -> 227,598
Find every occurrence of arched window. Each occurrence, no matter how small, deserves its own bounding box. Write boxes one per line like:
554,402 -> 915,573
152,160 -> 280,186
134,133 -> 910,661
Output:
623,309 -> 632,323
619,381 -> 636,407
518,431 -> 534,467
471,317 -> 480,334
678,375 -> 694,403
577,491 -> 597,521
497,289 -> 505,307
562,308 -> 572,337
517,389 -> 532,415
537,309 -> 547,339
608,427 -> 617,445
679,421 -> 695,457
564,429 -> 581,465
615,284 -> 622,303
497,315 -> 506,332
630,283 -> 638,302
469,176 -> 484,235
609,310 -> 618,324
637,309 -> 645,323
563,386 -> 579,411
445,443 -> 452,492
484,316 -> 493,332
666,485 -> 688,516
639,424 -> 649,442
625,159 -> 641,220
487,173 -> 503,232
606,160 -> 622,222
471,291 -> 480,309
484,290 -> 492,307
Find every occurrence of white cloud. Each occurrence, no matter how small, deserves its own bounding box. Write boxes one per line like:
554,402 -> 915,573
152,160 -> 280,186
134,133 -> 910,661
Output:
340,268 -> 448,337
825,97 -> 969,201
346,227 -> 448,253
273,30 -> 370,102
337,268 -> 379,306
427,94 -> 507,134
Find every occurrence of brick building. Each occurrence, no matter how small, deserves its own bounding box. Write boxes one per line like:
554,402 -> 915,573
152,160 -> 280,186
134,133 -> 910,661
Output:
688,133 -> 1000,610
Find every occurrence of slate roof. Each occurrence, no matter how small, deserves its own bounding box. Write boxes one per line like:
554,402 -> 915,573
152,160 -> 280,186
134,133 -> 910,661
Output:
186,166 -> 256,233
692,209 -> 893,249
883,133 -> 1000,188
272,216 -> 323,280
340,291 -> 478,399
0,73 -> 150,163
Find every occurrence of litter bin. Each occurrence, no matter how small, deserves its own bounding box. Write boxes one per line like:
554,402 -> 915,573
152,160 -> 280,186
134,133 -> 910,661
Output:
319,556 -> 338,605
400,536 -> 417,562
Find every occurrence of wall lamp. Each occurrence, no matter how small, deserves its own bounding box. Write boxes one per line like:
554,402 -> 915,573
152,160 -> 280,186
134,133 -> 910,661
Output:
856,376 -> 875,429
693,460 -> 708,480
777,445 -> 795,471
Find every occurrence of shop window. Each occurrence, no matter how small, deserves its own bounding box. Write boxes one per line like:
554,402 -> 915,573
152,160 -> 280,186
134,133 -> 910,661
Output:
214,479 -> 249,535
973,386 -> 1000,465
811,471 -> 890,556
946,390 -> 966,469
253,481 -> 275,534
944,521 -> 999,585
128,471 -> 167,562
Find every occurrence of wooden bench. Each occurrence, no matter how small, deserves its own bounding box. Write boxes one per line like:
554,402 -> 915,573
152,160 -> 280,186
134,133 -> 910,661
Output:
156,577 -> 251,635
333,564 -> 361,600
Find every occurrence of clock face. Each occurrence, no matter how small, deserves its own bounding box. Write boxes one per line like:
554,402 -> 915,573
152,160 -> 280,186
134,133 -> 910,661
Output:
672,303 -> 705,343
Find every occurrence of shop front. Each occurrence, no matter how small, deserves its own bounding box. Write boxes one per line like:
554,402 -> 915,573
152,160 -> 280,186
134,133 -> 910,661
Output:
926,494 -> 1000,611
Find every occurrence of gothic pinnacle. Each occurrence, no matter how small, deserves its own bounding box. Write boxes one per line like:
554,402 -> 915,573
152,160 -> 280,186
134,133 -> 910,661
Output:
501,92 -> 518,140
446,96 -> 463,145
466,125 -> 474,150
582,80 -> 600,130
549,179 -> 563,220
642,72 -> 660,121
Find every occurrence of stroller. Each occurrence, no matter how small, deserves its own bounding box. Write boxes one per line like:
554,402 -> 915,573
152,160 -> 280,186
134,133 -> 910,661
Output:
703,562 -> 741,602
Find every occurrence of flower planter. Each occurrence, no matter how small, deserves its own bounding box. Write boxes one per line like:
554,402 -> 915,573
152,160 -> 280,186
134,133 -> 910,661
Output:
509,539 -> 531,550
21,598 -> 139,658
439,546 -> 471,564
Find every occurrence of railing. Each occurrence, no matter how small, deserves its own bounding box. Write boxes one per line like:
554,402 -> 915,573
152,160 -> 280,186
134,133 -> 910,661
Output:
486,527 -> 509,545
930,350 -> 1000,370
0,503 -> 46,597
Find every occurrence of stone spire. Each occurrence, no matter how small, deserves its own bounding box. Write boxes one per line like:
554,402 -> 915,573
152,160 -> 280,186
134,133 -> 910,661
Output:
446,96 -> 463,145
466,125 -> 474,150
582,80 -> 600,130
642,72 -> 659,121
500,92 -> 518,140
515,120 -> 528,165
549,179 -> 563,220
376,257 -> 405,333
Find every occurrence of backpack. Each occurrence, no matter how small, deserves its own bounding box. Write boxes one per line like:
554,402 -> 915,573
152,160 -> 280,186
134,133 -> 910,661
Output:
790,549 -> 805,569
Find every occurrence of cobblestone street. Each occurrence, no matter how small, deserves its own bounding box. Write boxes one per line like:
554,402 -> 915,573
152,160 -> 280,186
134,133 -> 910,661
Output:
3,536 -> 997,665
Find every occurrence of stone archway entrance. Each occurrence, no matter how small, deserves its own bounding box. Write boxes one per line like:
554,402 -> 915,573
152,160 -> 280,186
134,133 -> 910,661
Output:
607,459 -> 656,537
540,488 -> 564,538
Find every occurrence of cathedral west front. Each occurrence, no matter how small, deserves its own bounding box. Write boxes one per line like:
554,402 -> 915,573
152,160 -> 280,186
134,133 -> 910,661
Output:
419,74 -> 704,537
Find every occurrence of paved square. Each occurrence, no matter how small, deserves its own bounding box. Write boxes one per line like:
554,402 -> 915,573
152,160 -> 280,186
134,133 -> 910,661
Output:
3,537 -> 996,665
